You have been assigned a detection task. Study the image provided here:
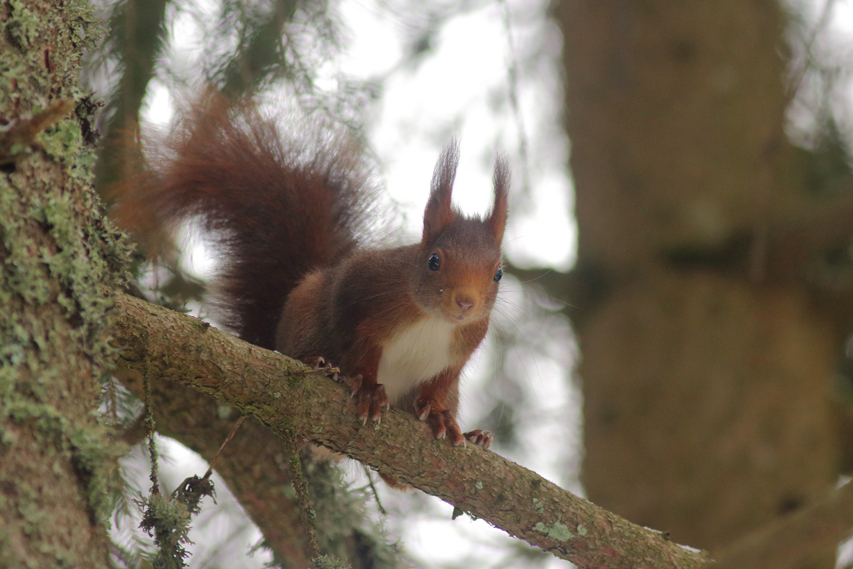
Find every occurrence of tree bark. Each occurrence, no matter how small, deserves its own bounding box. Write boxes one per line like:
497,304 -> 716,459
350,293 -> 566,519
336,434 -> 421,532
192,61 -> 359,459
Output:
557,1 -> 839,565
111,292 -> 710,569
111,359 -> 391,569
0,1 -> 131,566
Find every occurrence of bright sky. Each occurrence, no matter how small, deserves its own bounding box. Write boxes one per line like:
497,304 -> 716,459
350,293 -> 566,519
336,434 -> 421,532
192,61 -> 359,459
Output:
144,0 -> 576,273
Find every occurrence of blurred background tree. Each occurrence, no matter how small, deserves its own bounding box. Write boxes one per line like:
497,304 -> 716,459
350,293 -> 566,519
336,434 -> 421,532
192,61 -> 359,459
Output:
80,0 -> 853,567
558,3 -> 853,569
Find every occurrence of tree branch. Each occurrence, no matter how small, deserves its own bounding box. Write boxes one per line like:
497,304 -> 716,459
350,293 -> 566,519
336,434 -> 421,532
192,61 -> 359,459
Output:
109,292 -> 708,568
712,479 -> 853,569
112,316 -> 394,567
111,364 -> 317,566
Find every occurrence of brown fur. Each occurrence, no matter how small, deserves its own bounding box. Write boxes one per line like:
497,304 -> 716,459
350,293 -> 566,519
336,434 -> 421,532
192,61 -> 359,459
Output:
138,98 -> 510,473
130,95 -> 378,349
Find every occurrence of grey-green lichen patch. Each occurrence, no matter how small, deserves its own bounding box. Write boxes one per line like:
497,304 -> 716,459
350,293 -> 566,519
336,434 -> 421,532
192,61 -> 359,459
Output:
0,58 -> 27,106
1,161 -> 133,377
533,497 -> 544,514
72,424 -> 127,522
139,493 -> 193,562
475,481 -> 483,490
6,0 -> 41,49
67,0 -> 107,51
577,524 -> 587,536
2,0 -> 105,109
217,404 -> 235,420
1,3 -> 129,565
40,118 -> 85,165
313,554 -> 351,569
533,519 -> 574,542
300,460 -> 400,568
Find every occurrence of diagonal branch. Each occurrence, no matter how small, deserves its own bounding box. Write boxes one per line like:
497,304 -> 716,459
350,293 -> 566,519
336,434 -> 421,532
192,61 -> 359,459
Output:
712,479 -> 853,569
109,292 -> 708,569
111,364 -> 317,566
112,314 -> 394,567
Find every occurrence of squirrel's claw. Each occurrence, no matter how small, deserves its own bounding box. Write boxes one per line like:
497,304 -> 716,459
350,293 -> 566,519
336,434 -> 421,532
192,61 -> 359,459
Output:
416,402 -> 431,422
347,378 -> 388,424
463,429 -> 493,450
414,398 -> 464,446
306,357 -> 340,380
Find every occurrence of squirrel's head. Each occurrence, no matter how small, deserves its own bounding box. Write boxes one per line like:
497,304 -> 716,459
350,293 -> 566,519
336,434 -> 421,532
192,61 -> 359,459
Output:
413,141 -> 509,324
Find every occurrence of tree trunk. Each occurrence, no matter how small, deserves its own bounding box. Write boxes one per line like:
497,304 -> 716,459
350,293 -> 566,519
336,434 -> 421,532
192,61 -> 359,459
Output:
0,1 -> 131,566
557,1 -> 839,564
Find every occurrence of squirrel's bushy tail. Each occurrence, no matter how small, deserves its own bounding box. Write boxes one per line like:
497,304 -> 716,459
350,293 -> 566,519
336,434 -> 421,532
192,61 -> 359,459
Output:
138,96 -> 380,349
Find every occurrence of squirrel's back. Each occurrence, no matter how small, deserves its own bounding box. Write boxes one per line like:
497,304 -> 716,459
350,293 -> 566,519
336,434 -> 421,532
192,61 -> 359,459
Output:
138,97 -> 381,349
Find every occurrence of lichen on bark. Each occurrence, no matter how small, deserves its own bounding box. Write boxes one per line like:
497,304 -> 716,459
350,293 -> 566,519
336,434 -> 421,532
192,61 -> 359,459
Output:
1,0 -> 133,566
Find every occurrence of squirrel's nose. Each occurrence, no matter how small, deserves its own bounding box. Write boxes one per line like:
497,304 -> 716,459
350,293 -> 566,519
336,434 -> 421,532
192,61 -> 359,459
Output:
456,295 -> 475,312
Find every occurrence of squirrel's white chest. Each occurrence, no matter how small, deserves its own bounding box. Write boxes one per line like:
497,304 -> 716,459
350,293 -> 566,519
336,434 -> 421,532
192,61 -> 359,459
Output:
377,317 -> 456,405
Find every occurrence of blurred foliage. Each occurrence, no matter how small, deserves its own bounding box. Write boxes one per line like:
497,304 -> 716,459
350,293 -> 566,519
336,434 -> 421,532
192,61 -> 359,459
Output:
803,120 -> 853,198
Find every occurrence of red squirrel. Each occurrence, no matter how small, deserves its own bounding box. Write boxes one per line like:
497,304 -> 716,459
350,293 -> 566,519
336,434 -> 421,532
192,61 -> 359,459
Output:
139,97 -> 508,449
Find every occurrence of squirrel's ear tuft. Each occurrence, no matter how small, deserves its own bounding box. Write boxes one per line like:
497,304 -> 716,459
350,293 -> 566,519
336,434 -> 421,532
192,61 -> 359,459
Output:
488,155 -> 509,243
422,140 -> 459,244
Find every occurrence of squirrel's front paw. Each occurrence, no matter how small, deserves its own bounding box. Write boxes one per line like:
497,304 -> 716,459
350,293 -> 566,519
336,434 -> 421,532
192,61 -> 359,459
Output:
463,429 -> 493,449
346,375 -> 389,424
414,400 -> 464,446
306,356 -> 340,381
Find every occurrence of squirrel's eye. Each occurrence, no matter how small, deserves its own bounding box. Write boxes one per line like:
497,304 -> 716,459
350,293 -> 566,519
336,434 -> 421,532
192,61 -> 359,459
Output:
428,253 -> 441,271
494,267 -> 503,282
